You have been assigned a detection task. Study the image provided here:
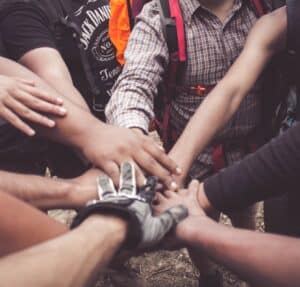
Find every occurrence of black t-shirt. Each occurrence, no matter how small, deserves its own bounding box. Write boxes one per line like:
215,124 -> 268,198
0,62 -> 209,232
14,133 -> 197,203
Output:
0,0 -> 122,120
287,0 -> 300,55
71,1 -> 122,114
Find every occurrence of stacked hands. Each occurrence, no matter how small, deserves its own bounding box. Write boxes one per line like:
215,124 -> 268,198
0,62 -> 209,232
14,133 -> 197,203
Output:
72,162 -> 210,250
0,75 -> 181,191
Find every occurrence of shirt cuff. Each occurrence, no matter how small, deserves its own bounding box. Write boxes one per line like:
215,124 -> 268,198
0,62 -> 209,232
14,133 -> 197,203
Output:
203,175 -> 227,213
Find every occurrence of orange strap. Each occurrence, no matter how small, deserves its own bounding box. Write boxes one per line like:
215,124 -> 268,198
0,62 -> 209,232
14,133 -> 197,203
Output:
175,85 -> 215,97
109,0 -> 132,66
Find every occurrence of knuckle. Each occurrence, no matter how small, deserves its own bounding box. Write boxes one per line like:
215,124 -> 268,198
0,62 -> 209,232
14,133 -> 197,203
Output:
116,143 -> 127,154
147,157 -> 157,169
22,107 -> 31,116
3,93 -> 11,103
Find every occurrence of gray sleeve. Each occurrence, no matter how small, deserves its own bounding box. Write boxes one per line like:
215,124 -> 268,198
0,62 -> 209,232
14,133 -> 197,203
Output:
204,123 -> 300,213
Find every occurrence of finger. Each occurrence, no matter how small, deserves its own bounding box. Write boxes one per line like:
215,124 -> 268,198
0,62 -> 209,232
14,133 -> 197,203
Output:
5,97 -> 56,128
102,161 -> 120,187
15,90 -> 66,116
178,188 -> 188,196
97,173 -> 117,199
15,78 -> 35,86
119,161 -> 137,196
187,180 -> 200,195
134,151 -> 177,191
134,163 -> 146,187
0,107 -> 35,136
164,205 -> 189,225
144,141 -> 182,175
155,192 -> 167,204
143,205 -> 188,248
20,83 -> 63,105
164,189 -> 177,199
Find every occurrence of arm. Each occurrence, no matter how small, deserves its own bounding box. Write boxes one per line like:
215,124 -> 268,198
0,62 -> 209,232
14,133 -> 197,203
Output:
0,5 -> 180,187
19,47 -> 90,110
169,7 -> 288,184
0,74 -> 66,136
106,2 -> 169,132
0,7 -> 89,110
156,181 -> 300,287
180,216 -> 300,287
0,168 -> 102,210
0,56 -> 179,189
0,163 -> 187,287
201,121 -> 300,213
0,215 -> 127,287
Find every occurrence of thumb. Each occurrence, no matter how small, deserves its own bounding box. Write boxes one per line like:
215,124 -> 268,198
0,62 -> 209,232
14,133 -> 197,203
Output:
139,205 -> 188,249
162,205 -> 189,225
156,205 -> 189,235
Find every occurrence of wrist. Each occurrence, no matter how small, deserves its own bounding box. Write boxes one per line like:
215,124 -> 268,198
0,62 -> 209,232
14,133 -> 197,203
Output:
67,182 -> 95,209
168,147 -> 194,183
78,120 -> 106,159
176,215 -> 213,246
83,215 -> 128,244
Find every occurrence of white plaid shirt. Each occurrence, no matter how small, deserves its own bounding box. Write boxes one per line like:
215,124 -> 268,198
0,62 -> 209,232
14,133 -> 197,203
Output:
106,0 -> 271,180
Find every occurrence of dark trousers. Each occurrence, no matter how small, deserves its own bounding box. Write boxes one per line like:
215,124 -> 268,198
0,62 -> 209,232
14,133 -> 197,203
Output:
0,136 -> 87,178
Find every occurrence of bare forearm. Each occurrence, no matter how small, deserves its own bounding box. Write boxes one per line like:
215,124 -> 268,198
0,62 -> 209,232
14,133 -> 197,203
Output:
19,48 -> 90,110
0,170 -> 79,209
169,9 -> 287,181
169,82 -> 241,178
0,56 -> 103,154
182,217 -> 300,287
0,215 -> 127,287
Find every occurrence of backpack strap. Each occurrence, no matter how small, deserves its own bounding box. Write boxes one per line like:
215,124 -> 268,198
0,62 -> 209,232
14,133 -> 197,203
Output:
54,0 -> 102,99
250,0 -> 266,17
155,0 -> 186,149
156,0 -> 186,62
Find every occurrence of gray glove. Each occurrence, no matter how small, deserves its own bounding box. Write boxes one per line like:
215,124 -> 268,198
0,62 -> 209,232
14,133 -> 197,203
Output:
71,162 -> 188,249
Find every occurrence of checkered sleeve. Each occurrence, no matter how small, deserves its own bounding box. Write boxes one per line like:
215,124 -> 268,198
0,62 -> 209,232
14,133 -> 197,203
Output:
105,2 -> 169,132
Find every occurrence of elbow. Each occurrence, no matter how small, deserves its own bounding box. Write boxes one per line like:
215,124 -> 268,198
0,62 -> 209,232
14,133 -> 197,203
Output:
217,79 -> 243,109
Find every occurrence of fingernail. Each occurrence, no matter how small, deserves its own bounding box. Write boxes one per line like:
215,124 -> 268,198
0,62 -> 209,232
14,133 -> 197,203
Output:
57,98 -> 63,104
176,167 -> 182,175
158,145 -> 164,151
48,120 -> 55,127
59,107 -> 67,114
29,130 -> 35,136
170,181 -> 178,190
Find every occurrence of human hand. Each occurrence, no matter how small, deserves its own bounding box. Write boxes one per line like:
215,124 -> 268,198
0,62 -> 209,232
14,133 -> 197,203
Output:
82,124 -> 181,190
154,180 -> 205,217
0,75 -> 66,136
154,180 -> 219,245
71,162 -> 188,249
167,141 -> 196,189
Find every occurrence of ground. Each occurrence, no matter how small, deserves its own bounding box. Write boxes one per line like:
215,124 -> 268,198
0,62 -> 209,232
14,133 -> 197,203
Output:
49,204 -> 264,287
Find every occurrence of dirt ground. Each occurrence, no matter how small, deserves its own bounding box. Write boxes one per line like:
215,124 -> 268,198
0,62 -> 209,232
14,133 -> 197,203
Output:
49,204 -> 264,287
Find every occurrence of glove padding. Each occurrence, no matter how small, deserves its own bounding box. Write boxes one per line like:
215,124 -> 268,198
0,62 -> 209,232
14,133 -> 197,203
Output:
71,162 -> 188,249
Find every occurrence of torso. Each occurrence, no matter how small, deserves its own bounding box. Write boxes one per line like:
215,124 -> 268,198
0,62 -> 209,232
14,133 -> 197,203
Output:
60,0 -> 122,120
171,0 -> 263,142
